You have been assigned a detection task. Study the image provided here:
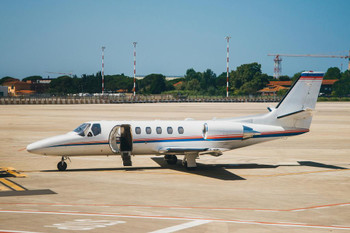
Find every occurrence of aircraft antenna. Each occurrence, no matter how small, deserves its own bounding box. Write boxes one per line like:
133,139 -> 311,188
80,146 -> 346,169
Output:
133,42 -> 137,97
225,36 -> 231,98
101,46 -> 106,94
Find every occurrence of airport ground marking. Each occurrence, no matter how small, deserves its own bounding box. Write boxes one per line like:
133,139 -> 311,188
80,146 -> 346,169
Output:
0,209 -> 349,230
0,230 -> 41,233
45,219 -> 125,231
0,179 -> 26,191
0,168 -> 27,178
148,220 -> 212,233
242,168 -> 350,178
1,201 -> 349,212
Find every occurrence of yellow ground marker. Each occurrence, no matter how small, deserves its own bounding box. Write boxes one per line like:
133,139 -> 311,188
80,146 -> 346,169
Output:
0,178 -> 26,191
0,183 -> 11,191
0,167 -> 27,178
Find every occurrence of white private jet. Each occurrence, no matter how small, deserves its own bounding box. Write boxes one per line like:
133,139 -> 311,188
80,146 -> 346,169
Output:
27,71 -> 324,171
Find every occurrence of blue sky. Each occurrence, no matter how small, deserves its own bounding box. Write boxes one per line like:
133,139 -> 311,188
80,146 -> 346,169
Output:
0,0 -> 349,79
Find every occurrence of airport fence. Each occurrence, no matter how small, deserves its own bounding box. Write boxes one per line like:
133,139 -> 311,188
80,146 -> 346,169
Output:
0,95 -> 281,105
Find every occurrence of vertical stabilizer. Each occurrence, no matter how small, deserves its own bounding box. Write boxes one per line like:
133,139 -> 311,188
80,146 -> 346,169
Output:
275,71 -> 324,129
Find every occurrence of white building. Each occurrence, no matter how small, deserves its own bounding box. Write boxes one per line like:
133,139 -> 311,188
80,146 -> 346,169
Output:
0,86 -> 8,97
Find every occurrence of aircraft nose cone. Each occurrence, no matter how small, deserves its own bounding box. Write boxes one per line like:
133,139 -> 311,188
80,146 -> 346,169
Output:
26,142 -> 40,153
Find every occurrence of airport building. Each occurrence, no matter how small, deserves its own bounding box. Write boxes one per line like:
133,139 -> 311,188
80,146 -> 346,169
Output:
0,86 -> 8,97
258,79 -> 338,96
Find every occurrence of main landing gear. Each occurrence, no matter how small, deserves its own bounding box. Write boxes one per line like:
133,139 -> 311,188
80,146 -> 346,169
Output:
164,155 -> 178,165
57,156 -> 70,171
164,153 -> 198,170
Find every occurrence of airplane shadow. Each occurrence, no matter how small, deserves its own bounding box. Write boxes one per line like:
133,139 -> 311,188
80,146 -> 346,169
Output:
40,159 -> 347,181
151,157 -> 246,181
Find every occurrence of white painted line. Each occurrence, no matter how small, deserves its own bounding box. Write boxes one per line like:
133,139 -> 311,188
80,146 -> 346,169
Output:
0,230 -> 41,233
52,204 -> 72,207
313,207 -> 329,210
1,210 -> 349,231
254,210 -> 280,212
170,207 -> 190,210
291,209 -> 305,212
149,220 -> 211,233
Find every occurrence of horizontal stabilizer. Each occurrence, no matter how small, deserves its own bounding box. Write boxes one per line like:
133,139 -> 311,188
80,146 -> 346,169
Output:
277,108 -> 313,120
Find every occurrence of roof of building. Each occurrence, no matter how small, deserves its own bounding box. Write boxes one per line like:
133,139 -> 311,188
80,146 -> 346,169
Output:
173,81 -> 183,87
258,84 -> 288,93
322,79 -> 338,85
269,81 -> 292,86
16,90 -> 35,94
269,79 -> 338,87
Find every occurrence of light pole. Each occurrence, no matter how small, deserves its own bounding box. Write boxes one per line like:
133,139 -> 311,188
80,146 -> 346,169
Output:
225,36 -> 231,98
133,42 -> 137,97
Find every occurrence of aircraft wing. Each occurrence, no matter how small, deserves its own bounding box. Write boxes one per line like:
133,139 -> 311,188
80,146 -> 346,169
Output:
158,147 -> 227,156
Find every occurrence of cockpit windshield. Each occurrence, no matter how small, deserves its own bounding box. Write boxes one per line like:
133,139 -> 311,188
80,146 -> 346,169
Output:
73,123 -> 91,136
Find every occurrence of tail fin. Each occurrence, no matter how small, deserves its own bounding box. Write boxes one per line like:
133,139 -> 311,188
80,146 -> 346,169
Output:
275,71 -> 324,129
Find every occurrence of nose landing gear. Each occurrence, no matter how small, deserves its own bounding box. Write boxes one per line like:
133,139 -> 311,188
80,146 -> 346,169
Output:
57,156 -> 70,171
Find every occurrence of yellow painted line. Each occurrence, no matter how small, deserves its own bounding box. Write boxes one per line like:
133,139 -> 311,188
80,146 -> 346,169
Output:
0,178 -> 25,191
0,167 -> 27,178
241,168 -> 350,178
0,184 -> 11,191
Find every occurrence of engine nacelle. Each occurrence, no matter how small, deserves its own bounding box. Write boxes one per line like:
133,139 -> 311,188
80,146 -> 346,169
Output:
202,121 -> 243,140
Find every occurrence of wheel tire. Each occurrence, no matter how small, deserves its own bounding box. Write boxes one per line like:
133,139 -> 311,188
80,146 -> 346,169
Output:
165,155 -> 177,165
57,161 -> 67,171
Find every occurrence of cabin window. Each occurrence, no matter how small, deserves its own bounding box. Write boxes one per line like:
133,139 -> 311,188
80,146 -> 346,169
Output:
146,127 -> 152,134
135,127 -> 141,134
178,126 -> 184,134
156,127 -> 162,134
91,123 -> 101,136
167,127 -> 173,134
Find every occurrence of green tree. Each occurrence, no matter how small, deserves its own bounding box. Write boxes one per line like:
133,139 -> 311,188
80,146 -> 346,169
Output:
186,79 -> 201,91
139,74 -> 167,94
230,63 -> 269,95
105,74 -> 133,92
0,76 -> 19,85
22,76 -> 42,82
324,67 -> 341,80
291,72 -> 302,83
50,76 -> 81,94
184,68 -> 201,81
332,70 -> 350,96
278,75 -> 290,81
200,69 -> 216,91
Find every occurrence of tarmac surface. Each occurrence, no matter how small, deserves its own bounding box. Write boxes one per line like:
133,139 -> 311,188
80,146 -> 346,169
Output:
0,102 -> 349,232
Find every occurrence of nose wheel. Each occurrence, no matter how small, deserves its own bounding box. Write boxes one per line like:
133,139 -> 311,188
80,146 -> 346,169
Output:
57,156 -> 69,171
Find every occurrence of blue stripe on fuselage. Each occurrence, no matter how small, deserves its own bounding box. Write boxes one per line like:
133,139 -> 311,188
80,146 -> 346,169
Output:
48,131 -> 307,148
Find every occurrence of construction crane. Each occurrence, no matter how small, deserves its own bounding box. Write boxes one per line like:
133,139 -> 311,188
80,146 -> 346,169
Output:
268,51 -> 350,79
46,71 -> 73,77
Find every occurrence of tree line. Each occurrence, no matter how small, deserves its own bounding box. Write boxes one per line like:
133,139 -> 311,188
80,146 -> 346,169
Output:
1,64 -> 349,97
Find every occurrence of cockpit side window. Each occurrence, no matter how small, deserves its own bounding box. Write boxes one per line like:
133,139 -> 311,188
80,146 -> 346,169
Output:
91,123 -> 101,136
73,123 -> 91,137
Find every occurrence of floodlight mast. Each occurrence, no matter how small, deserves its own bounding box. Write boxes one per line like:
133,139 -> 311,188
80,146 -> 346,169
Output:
101,46 -> 106,94
225,36 -> 231,98
133,42 -> 137,97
